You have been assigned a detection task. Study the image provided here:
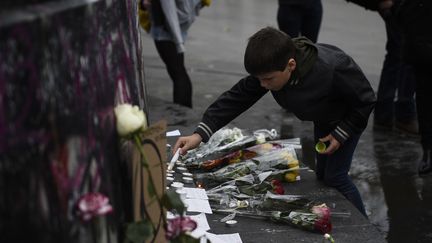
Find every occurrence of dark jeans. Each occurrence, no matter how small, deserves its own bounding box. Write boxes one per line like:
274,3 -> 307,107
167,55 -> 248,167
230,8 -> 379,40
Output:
277,0 -> 322,42
414,67 -> 432,148
375,16 -> 416,124
314,125 -> 366,216
154,40 -> 192,108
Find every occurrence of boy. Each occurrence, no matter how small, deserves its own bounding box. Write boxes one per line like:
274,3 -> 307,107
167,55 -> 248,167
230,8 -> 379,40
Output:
174,27 -> 376,216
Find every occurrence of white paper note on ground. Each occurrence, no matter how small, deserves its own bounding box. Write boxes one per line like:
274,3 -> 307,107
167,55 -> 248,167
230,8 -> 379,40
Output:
190,213 -> 210,231
185,198 -> 213,214
183,187 -> 209,200
205,232 -> 243,243
189,213 -> 211,239
166,130 -> 181,137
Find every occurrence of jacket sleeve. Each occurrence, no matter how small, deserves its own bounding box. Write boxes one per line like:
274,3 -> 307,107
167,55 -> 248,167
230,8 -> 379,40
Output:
160,0 -> 185,53
331,54 -> 376,144
194,76 -> 268,142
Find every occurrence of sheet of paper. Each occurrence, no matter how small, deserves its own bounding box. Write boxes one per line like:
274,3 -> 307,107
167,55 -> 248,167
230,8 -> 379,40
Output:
190,213 -> 210,231
189,213 -> 211,238
166,130 -> 181,137
190,228 -> 208,240
185,198 -> 213,214
205,232 -> 243,243
183,187 -> 209,200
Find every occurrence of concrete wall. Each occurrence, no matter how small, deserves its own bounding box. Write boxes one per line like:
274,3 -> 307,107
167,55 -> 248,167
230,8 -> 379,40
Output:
0,0 -> 146,242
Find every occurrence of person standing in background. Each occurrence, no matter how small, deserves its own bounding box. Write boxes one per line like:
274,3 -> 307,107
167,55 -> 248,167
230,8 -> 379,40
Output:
396,0 -> 432,174
140,0 -> 209,108
345,0 -> 418,134
277,0 -> 323,43
374,0 -> 418,134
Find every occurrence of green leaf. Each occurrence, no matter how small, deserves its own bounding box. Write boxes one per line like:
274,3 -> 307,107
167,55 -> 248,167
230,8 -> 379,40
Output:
125,220 -> 153,243
161,190 -> 185,214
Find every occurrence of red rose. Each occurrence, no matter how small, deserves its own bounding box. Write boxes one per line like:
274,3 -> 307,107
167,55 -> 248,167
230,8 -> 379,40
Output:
271,179 -> 282,187
314,217 -> 332,233
273,186 -> 285,195
311,204 -> 331,221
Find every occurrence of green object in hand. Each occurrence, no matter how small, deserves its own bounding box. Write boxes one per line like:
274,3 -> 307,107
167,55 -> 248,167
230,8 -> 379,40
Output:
315,141 -> 326,153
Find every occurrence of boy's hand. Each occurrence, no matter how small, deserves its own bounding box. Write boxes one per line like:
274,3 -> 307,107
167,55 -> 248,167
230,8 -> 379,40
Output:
173,133 -> 202,156
319,134 -> 340,155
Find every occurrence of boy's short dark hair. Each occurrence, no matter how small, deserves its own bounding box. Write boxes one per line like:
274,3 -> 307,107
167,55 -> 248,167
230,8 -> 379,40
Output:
244,27 -> 296,76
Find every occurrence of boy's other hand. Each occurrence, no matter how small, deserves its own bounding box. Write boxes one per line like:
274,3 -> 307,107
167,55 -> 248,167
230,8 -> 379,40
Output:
173,133 -> 202,156
319,134 -> 340,155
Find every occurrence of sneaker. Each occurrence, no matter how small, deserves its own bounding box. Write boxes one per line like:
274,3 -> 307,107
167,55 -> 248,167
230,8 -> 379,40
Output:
418,148 -> 432,175
395,120 -> 419,134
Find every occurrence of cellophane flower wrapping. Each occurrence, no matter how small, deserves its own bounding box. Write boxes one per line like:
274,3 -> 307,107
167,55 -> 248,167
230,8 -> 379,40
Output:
193,145 -> 301,188
183,127 -> 279,167
207,185 -> 332,233
271,206 -> 332,234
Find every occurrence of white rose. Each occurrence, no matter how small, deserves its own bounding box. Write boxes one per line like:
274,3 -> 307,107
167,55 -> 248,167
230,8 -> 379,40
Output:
114,104 -> 147,136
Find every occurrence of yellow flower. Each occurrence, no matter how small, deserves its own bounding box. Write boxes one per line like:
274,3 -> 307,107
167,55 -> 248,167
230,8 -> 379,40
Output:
287,159 -> 299,168
284,171 -> 299,182
114,104 -> 147,136
202,0 -> 211,7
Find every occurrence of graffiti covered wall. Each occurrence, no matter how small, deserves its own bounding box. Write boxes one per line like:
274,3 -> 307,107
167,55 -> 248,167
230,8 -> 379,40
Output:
0,0 -> 146,242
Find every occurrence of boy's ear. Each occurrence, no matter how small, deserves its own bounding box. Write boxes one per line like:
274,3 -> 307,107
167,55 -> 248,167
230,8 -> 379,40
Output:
288,58 -> 296,71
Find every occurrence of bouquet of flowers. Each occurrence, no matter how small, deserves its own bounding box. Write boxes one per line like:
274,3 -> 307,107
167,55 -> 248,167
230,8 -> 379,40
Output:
209,190 -> 332,234
214,191 -> 315,212
191,142 -> 287,171
185,139 -> 302,172
182,127 -> 278,166
270,203 -> 332,233
208,187 -> 332,233
194,147 -> 301,188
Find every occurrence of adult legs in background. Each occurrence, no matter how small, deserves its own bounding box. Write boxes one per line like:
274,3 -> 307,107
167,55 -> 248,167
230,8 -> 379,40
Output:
415,67 -> 432,174
374,15 -> 417,132
154,40 -> 192,108
277,0 -> 322,43
299,0 -> 322,43
314,125 -> 367,216
277,4 -> 301,39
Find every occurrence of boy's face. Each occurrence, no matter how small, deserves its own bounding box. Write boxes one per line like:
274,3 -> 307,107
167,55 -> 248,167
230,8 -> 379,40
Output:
256,58 -> 296,91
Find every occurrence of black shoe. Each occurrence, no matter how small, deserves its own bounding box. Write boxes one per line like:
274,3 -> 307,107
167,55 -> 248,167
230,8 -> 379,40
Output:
418,148 -> 432,175
395,120 -> 419,135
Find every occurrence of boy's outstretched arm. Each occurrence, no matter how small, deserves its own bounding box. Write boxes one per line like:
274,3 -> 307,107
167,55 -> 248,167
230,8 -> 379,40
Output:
173,133 -> 202,156
173,76 -> 268,155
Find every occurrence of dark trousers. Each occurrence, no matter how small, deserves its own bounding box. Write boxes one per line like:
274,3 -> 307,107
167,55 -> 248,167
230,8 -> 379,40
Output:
314,125 -> 366,216
277,0 -> 322,42
414,68 -> 432,148
154,40 -> 192,108
375,16 -> 416,124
